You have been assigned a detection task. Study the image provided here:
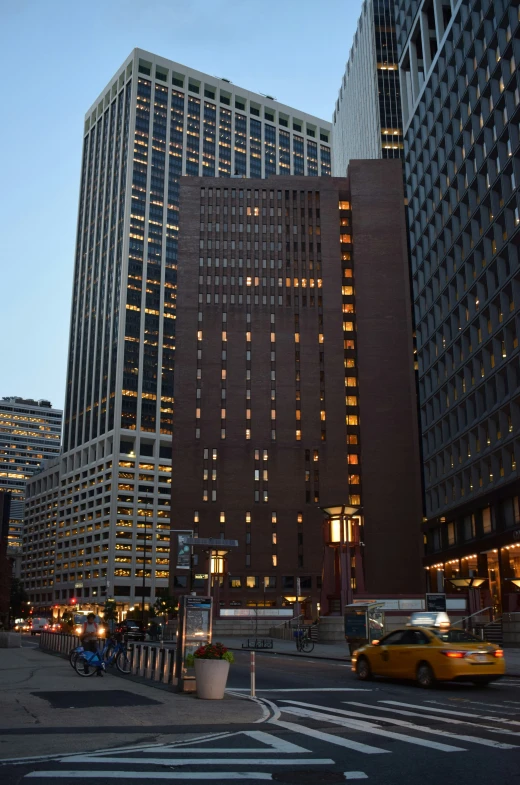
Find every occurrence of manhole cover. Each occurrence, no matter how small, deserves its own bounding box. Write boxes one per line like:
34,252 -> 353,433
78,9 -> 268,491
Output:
33,690 -> 162,709
272,772 -> 345,784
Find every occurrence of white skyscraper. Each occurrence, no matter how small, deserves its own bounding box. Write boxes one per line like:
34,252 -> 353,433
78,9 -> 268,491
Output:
54,48 -> 332,615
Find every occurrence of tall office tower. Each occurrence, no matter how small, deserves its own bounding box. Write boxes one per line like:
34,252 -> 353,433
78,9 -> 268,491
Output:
171,162 -> 423,617
396,0 -> 520,614
22,459 -> 60,611
58,48 -> 332,615
0,397 -> 62,565
332,0 -> 403,175
0,491 -> 12,627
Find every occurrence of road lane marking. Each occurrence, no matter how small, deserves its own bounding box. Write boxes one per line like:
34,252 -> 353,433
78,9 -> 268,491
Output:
343,775 -> 368,781
344,701 -> 520,738
278,706 -> 464,752
54,757 -> 336,767
26,773 -> 275,780
107,731 -> 310,755
383,700 -> 520,727
230,688 -> 372,692
271,718 -> 389,754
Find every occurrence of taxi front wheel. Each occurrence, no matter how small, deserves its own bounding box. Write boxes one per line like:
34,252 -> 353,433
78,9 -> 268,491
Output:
417,662 -> 435,688
356,656 -> 372,681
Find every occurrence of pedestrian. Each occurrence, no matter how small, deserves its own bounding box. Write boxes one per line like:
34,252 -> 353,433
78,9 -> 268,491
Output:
81,613 -> 103,676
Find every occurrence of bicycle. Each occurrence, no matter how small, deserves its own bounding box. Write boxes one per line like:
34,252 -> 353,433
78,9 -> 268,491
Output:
73,637 -> 131,677
294,628 -> 315,653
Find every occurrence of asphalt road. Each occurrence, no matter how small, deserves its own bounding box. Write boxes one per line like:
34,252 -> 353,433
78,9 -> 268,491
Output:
2,648 -> 520,784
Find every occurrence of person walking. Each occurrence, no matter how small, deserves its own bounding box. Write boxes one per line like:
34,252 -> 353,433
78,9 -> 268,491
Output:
81,613 -> 103,676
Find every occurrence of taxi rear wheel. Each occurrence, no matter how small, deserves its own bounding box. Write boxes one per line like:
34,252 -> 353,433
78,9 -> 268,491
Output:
417,662 -> 435,688
356,656 -> 372,681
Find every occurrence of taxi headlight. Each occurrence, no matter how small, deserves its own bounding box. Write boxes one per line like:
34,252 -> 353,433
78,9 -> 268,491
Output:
97,627 -> 105,637
75,626 -> 83,635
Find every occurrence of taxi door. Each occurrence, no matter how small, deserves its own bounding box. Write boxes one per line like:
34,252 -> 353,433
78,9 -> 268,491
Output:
391,629 -> 432,678
373,630 -> 407,676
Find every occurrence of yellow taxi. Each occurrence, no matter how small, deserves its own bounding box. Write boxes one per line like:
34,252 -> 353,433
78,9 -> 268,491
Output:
352,625 -> 505,688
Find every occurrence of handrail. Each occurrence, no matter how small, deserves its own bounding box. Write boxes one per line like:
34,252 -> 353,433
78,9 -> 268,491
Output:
450,606 -> 493,627
269,614 -> 304,629
481,615 -> 502,628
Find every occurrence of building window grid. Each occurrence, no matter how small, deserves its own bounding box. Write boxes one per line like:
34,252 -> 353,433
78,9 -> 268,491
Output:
402,1 -> 520,517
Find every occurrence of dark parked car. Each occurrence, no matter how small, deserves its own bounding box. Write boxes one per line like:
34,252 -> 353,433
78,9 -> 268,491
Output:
114,620 -> 145,641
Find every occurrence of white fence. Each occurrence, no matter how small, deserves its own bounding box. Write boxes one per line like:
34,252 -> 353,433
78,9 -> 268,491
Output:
38,632 -> 177,685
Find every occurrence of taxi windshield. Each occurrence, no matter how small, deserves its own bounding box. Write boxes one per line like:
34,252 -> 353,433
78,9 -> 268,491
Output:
431,628 -> 481,643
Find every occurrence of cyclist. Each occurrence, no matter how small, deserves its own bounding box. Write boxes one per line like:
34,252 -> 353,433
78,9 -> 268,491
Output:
81,613 -> 103,677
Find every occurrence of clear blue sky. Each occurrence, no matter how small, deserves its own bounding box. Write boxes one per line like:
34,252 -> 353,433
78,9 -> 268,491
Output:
0,0 -> 363,411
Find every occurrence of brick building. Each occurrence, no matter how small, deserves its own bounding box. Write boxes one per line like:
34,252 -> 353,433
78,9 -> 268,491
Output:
171,161 -> 423,615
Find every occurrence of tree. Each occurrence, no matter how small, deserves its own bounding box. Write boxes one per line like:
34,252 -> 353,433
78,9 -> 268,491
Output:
10,579 -> 29,619
153,593 -> 177,618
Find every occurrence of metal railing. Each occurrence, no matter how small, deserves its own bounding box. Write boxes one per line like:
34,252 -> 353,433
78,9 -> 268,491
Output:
451,606 -> 493,628
38,631 -> 177,686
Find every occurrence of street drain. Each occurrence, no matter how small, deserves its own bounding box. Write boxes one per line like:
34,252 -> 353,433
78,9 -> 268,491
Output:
272,772 -> 345,784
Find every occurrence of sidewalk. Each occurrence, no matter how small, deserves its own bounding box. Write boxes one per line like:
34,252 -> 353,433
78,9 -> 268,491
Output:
0,645 -> 262,761
218,635 -> 520,676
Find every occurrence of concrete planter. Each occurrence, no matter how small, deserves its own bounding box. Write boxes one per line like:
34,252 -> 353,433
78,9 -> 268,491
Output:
194,658 -> 230,699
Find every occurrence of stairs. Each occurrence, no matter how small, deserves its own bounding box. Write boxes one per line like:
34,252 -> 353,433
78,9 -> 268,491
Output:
475,619 -> 503,645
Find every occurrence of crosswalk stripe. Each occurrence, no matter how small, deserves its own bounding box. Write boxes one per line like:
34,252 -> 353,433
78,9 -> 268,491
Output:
26,773 -> 275,780
299,704 -> 516,749
271,718 -> 390,755
279,705 -> 464,752
54,757 -> 335,767
383,700 -> 520,727
344,701 -> 520,739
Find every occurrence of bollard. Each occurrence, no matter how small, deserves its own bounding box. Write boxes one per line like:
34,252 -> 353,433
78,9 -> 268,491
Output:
163,649 -> 173,684
250,651 -> 256,697
139,645 -> 148,678
154,648 -> 163,682
131,645 -> 140,675
145,647 -> 154,680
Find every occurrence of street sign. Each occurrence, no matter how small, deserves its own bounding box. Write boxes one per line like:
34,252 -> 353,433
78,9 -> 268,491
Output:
426,592 -> 447,612
185,537 -> 238,547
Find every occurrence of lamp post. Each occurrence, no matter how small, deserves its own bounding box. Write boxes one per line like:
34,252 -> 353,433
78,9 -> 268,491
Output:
320,505 -> 359,616
207,549 -> 228,618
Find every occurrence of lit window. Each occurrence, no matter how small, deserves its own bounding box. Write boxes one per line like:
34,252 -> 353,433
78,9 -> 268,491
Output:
296,430 -> 302,440
246,511 -> 251,523
347,415 -> 358,425
246,429 -> 251,440
272,555 -> 277,566
348,455 -> 359,464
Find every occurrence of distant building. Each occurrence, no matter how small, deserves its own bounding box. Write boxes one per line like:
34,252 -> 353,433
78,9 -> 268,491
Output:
170,163 -> 424,616
332,0 -> 403,175
22,459 -> 60,612
0,491 -> 12,627
0,397 -> 62,571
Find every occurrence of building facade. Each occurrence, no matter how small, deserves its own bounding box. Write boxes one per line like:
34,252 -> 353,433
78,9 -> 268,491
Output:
21,460 -> 60,611
0,491 -> 12,627
56,48 -> 332,615
332,0 -> 403,175
396,0 -> 520,614
0,397 -> 62,566
170,162 -> 423,616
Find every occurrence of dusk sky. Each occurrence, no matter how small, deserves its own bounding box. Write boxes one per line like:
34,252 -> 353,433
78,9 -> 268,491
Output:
0,0 -> 363,411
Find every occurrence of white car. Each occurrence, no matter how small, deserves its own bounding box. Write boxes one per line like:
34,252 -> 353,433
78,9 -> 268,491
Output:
30,617 -> 51,635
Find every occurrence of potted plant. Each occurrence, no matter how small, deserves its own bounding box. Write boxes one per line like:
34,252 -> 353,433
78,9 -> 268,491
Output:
186,642 -> 234,700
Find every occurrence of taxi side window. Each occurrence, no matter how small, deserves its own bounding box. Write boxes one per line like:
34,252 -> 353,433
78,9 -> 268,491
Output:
381,631 -> 406,646
401,630 -> 430,645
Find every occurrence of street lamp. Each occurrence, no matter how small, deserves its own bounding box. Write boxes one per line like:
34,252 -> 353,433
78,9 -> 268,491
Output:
320,504 -> 359,615
447,577 -> 487,588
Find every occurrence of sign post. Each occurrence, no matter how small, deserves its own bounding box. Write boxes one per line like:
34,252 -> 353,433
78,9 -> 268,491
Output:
174,594 -> 213,692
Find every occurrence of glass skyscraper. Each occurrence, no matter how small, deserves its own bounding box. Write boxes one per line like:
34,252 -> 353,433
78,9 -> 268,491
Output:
55,48 -> 332,614
332,0 -> 403,175
397,0 -> 520,615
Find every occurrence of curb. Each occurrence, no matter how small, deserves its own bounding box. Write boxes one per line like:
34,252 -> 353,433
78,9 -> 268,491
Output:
226,644 -> 352,663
